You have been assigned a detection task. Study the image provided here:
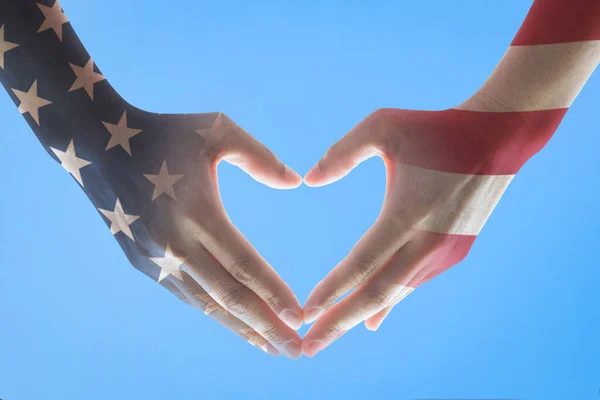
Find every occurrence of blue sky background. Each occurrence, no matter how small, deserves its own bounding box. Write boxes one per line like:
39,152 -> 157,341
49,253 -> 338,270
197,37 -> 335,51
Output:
1,0 -> 599,399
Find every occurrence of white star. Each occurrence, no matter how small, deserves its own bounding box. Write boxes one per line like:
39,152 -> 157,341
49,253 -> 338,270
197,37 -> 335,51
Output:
196,112 -> 224,137
143,160 -> 184,201
69,58 -> 106,100
37,0 -> 69,41
102,111 -> 143,156
150,244 -> 186,282
98,198 -> 140,241
0,25 -> 19,70
50,139 -> 92,186
12,80 -> 52,125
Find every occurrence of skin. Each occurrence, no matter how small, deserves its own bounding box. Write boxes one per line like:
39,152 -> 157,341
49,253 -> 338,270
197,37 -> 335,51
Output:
300,6 -> 600,356
134,110 -> 307,359
2,0 -> 598,361
0,0 -> 304,359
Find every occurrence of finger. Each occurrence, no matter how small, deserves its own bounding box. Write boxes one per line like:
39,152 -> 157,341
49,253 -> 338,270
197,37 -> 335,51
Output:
363,279 -> 417,332
217,118 -> 302,189
364,305 -> 393,331
201,215 -> 304,331
303,243 -> 425,357
303,216 -> 411,324
303,112 -> 382,187
303,284 -> 415,357
167,273 -> 280,356
183,245 -> 302,359
364,237 -> 462,331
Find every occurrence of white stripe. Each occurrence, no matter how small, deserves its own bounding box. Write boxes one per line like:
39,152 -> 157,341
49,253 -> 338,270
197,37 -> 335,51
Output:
388,164 -> 513,236
456,40 -> 600,112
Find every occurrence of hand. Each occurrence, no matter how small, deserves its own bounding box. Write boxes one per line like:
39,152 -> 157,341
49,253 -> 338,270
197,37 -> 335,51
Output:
50,106 -> 304,358
301,106 -> 554,356
0,0 -> 305,358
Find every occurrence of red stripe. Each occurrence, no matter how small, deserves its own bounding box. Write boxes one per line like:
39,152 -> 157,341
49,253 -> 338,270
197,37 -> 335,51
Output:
512,0 -> 600,45
379,107 -> 566,175
406,230 -> 477,288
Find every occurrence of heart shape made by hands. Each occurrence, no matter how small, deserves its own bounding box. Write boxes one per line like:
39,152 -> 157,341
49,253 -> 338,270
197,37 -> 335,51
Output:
45,103 -> 523,359
2,0 -> 584,359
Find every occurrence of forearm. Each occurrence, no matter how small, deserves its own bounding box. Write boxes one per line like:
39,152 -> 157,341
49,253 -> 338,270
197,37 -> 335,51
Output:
450,0 -> 600,173
460,0 -> 600,113
0,0 -> 121,147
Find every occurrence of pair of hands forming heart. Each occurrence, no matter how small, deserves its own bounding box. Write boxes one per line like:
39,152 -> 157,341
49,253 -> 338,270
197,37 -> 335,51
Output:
34,103 -> 540,360
2,0 -> 598,360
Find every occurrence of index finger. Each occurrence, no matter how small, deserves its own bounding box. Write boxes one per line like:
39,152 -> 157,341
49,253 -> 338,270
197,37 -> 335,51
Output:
200,216 -> 304,330
303,216 -> 411,323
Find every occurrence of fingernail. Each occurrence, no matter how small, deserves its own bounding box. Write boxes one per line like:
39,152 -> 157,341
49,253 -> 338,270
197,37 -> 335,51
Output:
281,340 -> 302,359
280,309 -> 303,330
303,340 -> 325,357
304,307 -> 325,324
265,343 -> 281,357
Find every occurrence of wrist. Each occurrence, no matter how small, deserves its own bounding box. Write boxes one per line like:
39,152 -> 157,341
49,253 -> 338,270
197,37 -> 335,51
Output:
446,105 -> 566,175
458,40 -> 599,115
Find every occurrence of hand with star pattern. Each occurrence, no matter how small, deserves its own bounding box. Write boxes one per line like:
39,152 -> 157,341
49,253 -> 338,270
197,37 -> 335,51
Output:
0,0 -> 304,358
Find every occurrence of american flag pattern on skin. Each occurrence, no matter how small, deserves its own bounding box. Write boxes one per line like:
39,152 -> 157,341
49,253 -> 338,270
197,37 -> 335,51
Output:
0,0 -> 294,352
298,1 -> 599,354
394,0 -> 600,290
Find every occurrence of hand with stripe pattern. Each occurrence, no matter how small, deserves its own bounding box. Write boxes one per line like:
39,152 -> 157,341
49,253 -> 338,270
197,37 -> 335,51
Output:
0,0 -> 304,358
301,0 -> 600,357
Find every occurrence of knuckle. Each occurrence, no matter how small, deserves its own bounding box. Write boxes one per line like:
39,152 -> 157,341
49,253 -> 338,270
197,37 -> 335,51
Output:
260,325 -> 283,344
322,322 -> 345,339
265,292 -> 284,313
220,287 -> 254,317
349,253 -> 381,286
228,254 -> 260,288
196,293 -> 222,317
317,281 -> 342,307
363,289 -> 394,310
189,290 -> 210,308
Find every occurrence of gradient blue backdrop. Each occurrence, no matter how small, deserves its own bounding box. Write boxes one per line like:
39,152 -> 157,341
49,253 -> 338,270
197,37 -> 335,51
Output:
0,0 -> 598,399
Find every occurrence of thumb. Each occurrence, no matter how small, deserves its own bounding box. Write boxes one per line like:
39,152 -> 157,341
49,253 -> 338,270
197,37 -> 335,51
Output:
217,118 -> 302,190
304,114 -> 381,187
